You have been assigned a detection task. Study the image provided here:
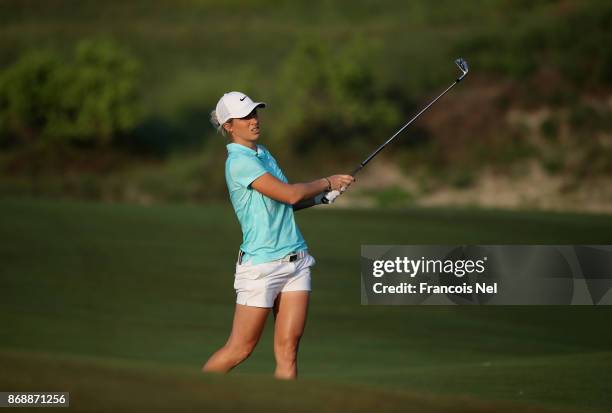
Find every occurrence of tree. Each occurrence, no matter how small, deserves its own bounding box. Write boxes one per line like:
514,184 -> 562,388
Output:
0,51 -> 61,145
0,39 -> 142,147
275,39 -> 401,155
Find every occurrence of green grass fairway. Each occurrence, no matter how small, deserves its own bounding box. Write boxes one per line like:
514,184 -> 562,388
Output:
1,198 -> 612,412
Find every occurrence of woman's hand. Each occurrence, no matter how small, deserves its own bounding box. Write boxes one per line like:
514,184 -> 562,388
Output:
293,174 -> 355,210
326,175 -> 354,191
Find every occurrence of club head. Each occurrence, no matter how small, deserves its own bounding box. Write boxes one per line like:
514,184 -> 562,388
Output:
455,58 -> 469,81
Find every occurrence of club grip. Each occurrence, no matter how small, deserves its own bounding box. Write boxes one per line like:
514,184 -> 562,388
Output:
350,165 -> 363,177
322,190 -> 342,204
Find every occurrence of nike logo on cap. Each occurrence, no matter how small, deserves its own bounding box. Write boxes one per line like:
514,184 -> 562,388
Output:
240,95 -> 246,101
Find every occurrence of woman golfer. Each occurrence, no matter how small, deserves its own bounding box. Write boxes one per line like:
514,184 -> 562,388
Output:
202,91 -> 353,379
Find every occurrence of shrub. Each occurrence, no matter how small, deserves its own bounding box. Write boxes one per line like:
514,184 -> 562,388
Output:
458,1 -> 612,87
540,115 -> 560,141
274,39 -> 401,156
50,39 -> 142,145
0,51 -> 61,146
541,150 -> 565,175
0,39 -> 142,147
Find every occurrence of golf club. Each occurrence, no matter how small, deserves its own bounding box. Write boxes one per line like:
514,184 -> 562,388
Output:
322,58 -> 469,204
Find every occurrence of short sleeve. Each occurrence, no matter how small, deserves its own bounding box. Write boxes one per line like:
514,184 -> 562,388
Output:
227,156 -> 268,188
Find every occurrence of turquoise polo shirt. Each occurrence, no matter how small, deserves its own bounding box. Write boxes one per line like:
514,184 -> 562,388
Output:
225,143 -> 307,264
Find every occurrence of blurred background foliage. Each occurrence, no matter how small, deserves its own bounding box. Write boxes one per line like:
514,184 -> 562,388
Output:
0,0 -> 611,206
0,39 -> 141,147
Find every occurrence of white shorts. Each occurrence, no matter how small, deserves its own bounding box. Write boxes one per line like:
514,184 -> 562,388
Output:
234,252 -> 315,308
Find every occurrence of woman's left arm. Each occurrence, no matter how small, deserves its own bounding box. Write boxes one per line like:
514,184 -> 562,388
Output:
251,173 -> 353,207
292,194 -> 325,211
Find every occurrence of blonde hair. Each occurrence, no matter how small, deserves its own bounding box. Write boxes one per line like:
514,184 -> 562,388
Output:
210,110 -> 230,138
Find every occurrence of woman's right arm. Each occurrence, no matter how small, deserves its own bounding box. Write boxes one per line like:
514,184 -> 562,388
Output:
251,173 -> 354,205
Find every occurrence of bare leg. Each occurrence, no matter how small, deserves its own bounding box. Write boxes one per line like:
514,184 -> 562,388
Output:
272,291 -> 310,380
202,303 -> 270,373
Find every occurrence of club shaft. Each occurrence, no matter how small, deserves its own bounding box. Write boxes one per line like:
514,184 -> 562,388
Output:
351,79 -> 460,177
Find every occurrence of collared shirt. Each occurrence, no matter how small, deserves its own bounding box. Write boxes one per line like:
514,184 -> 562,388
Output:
225,143 -> 307,264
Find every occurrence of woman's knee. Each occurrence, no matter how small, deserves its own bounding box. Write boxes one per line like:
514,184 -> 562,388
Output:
226,340 -> 258,363
274,334 -> 301,361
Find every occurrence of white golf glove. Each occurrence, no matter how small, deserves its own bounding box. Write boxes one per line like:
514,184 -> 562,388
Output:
321,186 -> 347,204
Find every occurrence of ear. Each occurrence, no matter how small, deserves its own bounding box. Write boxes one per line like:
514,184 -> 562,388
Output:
223,121 -> 232,133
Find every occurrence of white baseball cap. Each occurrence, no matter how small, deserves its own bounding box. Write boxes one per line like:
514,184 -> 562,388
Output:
215,91 -> 266,124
